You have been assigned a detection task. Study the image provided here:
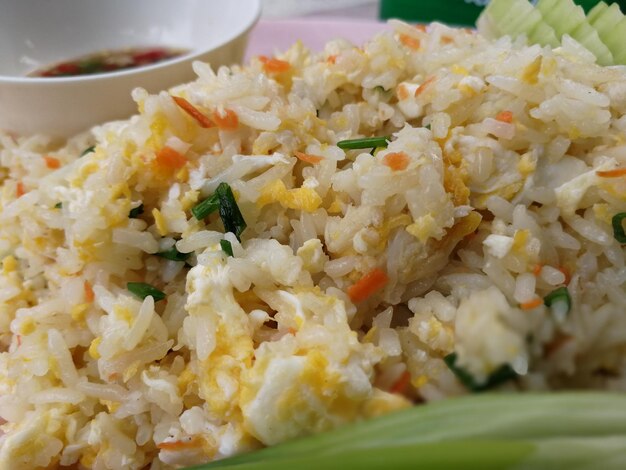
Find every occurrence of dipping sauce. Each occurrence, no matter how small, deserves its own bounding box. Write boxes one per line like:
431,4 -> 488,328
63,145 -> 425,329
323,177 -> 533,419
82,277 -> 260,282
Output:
29,46 -> 188,77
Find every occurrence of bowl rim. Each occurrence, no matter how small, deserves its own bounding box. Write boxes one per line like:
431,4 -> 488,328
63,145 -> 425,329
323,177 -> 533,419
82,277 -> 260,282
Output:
0,0 -> 262,84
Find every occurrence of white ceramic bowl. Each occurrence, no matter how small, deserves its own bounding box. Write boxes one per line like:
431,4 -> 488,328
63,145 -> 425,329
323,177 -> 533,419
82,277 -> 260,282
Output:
0,0 -> 261,137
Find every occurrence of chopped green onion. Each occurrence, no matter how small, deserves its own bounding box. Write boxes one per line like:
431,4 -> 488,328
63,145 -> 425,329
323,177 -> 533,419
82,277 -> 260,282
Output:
191,193 -> 220,220
128,203 -> 144,218
612,212 -> 626,244
156,246 -> 190,262
199,392 -> 626,470
80,145 -> 96,157
444,352 -> 517,392
337,136 -> 390,150
425,123 -> 431,130
127,282 -> 165,301
220,239 -> 234,257
216,183 -> 247,241
543,286 -> 571,314
374,85 -> 387,93
54,202 -> 62,209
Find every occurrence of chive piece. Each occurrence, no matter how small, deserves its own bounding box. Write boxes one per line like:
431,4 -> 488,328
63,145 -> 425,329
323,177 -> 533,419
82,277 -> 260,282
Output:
156,246 -> 190,262
129,203 -> 144,219
220,239 -> 234,257
80,145 -> 96,157
191,193 -> 220,220
215,183 -> 247,241
374,85 -> 387,93
444,353 -> 517,392
54,202 -> 62,209
127,282 -> 165,301
337,136 -> 390,150
543,286 -> 571,313
425,124 -> 431,130
612,213 -> 626,244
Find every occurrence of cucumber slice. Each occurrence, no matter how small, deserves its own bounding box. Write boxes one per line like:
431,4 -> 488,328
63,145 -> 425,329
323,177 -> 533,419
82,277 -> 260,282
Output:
589,3 -> 625,64
528,21 -> 560,47
537,0 -> 613,65
605,17 -> 626,64
536,0 -> 585,37
586,2 -> 609,25
571,21 -> 614,65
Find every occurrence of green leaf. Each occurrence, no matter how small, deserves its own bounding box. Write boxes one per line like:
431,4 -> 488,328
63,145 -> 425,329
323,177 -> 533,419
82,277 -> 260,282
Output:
543,286 -> 571,313
444,352 -> 517,392
80,145 -> 96,157
129,203 -> 144,219
156,246 -> 190,262
220,239 -> 234,257
612,212 -> 626,243
54,202 -> 62,209
192,193 -> 220,220
127,282 -> 165,301
337,136 -> 390,150
216,183 -> 247,241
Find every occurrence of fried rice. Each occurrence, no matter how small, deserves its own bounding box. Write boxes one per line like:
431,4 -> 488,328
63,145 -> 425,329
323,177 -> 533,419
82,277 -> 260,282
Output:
1,21 -> 626,469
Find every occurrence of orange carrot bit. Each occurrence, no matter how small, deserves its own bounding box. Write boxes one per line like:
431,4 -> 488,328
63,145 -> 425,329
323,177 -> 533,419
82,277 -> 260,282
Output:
415,76 -> 435,97
157,437 -> 203,451
396,83 -> 410,100
441,35 -> 453,45
16,181 -> 26,198
44,155 -> 61,169
172,96 -> 214,128
596,167 -> 626,178
558,266 -> 571,285
399,33 -> 420,50
383,151 -> 410,171
520,297 -> 543,310
347,268 -> 389,303
414,24 -> 427,32
259,55 -> 291,74
495,110 -> 514,123
294,151 -> 323,164
210,108 -> 239,131
327,55 -> 338,64
532,264 -> 543,276
390,370 -> 411,395
84,280 -> 95,303
155,146 -> 187,170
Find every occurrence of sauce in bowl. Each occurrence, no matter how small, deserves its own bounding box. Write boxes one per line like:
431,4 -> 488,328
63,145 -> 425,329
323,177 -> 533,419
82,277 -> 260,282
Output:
29,46 -> 188,77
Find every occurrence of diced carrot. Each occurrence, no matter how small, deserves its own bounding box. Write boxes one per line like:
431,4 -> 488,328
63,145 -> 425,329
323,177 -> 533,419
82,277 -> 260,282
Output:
210,108 -> 239,131
414,24 -> 427,32
327,55 -> 338,64
399,33 -> 420,50
596,168 -> 626,178
16,182 -> 25,198
44,155 -> 61,169
383,151 -> 410,171
558,266 -> 571,285
157,437 -> 203,451
532,264 -> 543,276
441,36 -> 453,44
520,298 -> 542,310
347,268 -> 389,303
396,83 -> 410,100
415,76 -> 435,97
172,96 -> 214,128
259,55 -> 290,74
294,151 -> 323,164
390,370 -> 411,394
495,110 -> 514,123
84,280 -> 95,303
155,146 -> 187,170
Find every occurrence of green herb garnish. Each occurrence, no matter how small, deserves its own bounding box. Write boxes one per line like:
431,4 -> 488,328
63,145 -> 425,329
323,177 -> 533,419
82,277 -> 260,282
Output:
337,136 -> 390,150
191,193 -> 220,220
220,239 -> 234,257
156,246 -> 190,262
543,286 -> 571,314
129,203 -> 144,219
425,123 -> 431,130
216,183 -> 247,241
444,352 -> 517,392
54,202 -> 62,209
80,145 -> 96,157
127,282 -> 165,301
612,212 -> 626,244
